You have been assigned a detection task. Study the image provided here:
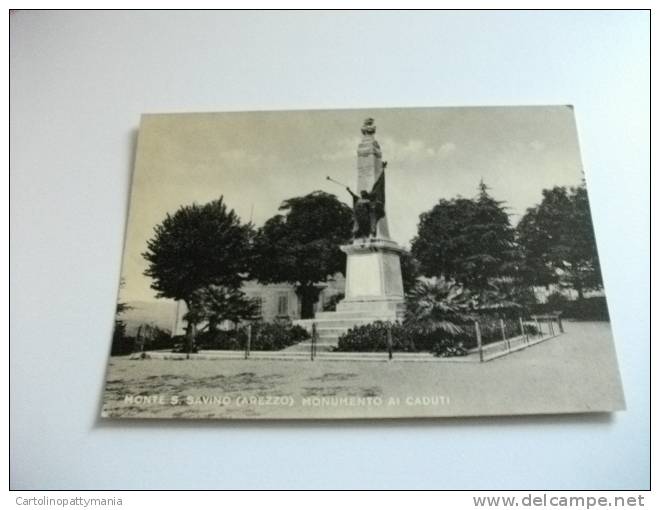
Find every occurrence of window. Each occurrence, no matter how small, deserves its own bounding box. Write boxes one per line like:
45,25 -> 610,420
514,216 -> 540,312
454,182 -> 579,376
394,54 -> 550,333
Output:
253,297 -> 264,319
277,293 -> 289,316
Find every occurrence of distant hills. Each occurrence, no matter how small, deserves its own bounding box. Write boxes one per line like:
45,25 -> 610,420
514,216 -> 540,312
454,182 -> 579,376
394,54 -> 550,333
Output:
116,300 -> 183,336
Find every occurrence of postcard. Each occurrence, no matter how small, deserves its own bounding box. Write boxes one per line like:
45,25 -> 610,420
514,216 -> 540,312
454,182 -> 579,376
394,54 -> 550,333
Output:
101,106 -> 624,419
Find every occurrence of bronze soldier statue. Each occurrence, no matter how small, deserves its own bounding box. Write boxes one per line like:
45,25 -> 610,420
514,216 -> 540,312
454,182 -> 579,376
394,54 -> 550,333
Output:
345,164 -> 386,239
346,188 -> 375,239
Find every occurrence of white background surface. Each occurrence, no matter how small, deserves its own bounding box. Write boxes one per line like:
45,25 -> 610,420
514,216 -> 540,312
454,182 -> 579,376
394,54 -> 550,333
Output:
10,10 -> 649,489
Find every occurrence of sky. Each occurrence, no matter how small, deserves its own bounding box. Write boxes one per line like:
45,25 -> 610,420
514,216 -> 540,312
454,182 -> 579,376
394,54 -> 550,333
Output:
120,106 -> 585,303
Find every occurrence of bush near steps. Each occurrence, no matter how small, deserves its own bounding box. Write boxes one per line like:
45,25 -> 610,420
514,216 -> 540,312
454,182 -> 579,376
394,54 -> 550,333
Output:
334,321 -> 468,357
194,322 -> 310,351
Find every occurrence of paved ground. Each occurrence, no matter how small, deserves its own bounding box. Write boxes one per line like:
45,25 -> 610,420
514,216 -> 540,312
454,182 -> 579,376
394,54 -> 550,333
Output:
100,321 -> 625,420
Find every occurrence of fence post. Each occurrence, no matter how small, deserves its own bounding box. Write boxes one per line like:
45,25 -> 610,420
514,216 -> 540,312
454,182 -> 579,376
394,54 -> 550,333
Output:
534,316 -> 541,338
519,317 -> 527,344
475,321 -> 483,362
387,323 -> 393,360
311,323 -> 317,361
245,324 -> 252,359
549,318 -> 555,336
557,315 -> 564,333
499,318 -> 510,351
135,325 -> 143,354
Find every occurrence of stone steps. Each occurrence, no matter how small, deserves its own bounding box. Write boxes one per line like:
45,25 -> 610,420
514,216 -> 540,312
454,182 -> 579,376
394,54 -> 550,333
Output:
296,317 -> 398,330
313,310 -> 396,320
336,301 -> 405,315
294,317 -> 395,352
289,335 -> 344,352
318,333 -> 344,340
291,304 -> 405,352
316,321 -> 381,330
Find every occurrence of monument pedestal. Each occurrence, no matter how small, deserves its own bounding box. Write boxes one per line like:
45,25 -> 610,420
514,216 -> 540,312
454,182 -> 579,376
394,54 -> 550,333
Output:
337,238 -> 405,319
291,238 -> 405,353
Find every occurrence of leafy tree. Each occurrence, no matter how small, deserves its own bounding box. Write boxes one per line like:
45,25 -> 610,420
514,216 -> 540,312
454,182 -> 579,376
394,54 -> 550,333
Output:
516,187 -> 571,288
399,251 -> 421,295
411,181 -> 519,296
251,191 -> 353,319
461,279 -> 526,318
190,285 -> 260,331
142,197 -> 252,354
517,184 -> 603,299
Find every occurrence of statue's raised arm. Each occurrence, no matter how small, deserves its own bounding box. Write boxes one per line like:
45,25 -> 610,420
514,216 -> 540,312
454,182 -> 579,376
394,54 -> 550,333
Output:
345,186 -> 359,201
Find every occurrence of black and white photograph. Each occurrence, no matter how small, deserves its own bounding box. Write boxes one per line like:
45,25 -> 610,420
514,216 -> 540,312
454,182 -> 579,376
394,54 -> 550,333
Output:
11,8 -> 649,493
101,106 -> 625,419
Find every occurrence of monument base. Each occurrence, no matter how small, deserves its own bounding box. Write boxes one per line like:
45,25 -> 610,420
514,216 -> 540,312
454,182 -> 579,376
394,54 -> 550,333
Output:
339,237 -> 405,313
291,238 -> 405,352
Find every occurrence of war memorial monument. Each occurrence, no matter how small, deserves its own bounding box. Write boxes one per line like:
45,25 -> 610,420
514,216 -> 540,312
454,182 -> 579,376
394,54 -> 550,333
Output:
295,118 -> 405,349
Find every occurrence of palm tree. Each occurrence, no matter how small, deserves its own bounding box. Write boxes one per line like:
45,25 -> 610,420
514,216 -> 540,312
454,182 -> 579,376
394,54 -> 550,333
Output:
404,277 -> 470,336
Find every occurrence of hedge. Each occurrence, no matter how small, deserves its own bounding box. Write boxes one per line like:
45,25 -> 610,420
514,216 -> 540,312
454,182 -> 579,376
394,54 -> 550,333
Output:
531,296 -> 609,321
335,321 -> 469,357
195,322 -> 310,351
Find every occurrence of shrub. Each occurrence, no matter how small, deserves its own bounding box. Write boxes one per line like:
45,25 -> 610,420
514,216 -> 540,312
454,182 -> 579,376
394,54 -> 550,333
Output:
243,322 -> 309,351
336,321 -> 468,357
195,329 -> 242,350
196,322 -> 310,351
172,338 -> 199,354
322,293 -> 344,312
143,326 -> 176,350
110,321 -> 133,356
563,297 -> 609,321
523,323 -> 540,337
546,291 -> 569,310
431,337 -> 468,357
457,316 -> 525,348
531,295 -> 609,321
336,322 -> 416,352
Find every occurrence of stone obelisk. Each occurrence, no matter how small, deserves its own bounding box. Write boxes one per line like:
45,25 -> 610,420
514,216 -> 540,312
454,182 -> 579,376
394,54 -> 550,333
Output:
336,118 -> 405,317
356,117 -> 390,239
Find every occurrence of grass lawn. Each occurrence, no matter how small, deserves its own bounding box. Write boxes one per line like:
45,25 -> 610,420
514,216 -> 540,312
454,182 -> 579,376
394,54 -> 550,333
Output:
101,321 -> 624,420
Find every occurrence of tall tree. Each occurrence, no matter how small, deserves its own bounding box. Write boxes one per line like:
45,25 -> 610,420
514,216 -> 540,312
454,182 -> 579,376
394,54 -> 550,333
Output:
142,197 -> 252,354
411,181 -> 519,295
517,184 -> 603,299
251,191 -> 353,319
111,279 -> 131,355
399,251 -> 422,295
